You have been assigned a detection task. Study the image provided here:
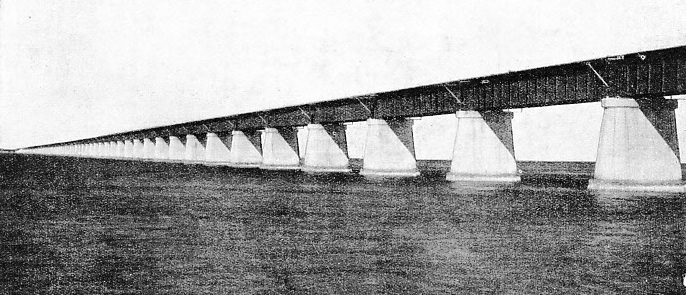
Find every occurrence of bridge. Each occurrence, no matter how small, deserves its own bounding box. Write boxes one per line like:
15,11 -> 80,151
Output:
19,45 -> 686,192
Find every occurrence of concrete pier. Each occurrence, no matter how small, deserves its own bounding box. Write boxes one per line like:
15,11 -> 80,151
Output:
184,134 -> 206,164
143,138 -> 155,159
360,118 -> 420,177
154,137 -> 169,161
96,143 -> 105,158
168,136 -> 185,161
124,140 -> 134,158
107,142 -> 116,157
205,132 -> 232,165
116,141 -> 125,158
229,130 -> 262,168
302,123 -> 351,173
132,139 -> 144,159
261,127 -> 300,170
588,97 -> 684,192
101,142 -> 108,157
446,110 -> 520,183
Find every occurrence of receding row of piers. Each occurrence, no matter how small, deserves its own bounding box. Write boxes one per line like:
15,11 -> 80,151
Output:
22,97 -> 686,192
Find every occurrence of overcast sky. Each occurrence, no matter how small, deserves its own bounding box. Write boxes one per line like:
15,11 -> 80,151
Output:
2,0 -> 686,161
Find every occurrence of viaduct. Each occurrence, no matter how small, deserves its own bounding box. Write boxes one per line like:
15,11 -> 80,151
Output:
19,45 -> 686,192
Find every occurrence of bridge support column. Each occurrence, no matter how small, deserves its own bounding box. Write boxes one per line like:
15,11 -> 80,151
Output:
360,118 -> 420,177
102,142 -> 110,158
94,143 -> 101,157
184,134 -> 206,164
446,111 -> 520,183
205,132 -> 232,165
261,127 -> 300,170
93,143 -> 101,157
588,97 -> 683,192
133,139 -> 144,159
115,141 -> 125,158
168,136 -> 185,161
143,138 -> 155,159
302,123 -> 351,173
154,137 -> 169,161
124,140 -> 134,158
107,142 -> 116,158
229,130 -> 262,168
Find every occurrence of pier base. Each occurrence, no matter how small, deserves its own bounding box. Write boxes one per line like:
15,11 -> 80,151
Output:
229,130 -> 262,168
261,127 -> 300,170
446,111 -> 520,183
302,123 -> 351,173
184,134 -> 206,164
168,136 -> 186,161
588,97 -> 684,192
154,137 -> 169,161
205,132 -> 232,165
360,118 -> 420,177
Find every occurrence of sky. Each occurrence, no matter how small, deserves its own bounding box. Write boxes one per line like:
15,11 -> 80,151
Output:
1,0 -> 686,161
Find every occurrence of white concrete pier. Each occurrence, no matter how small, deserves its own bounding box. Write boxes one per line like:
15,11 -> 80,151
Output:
184,134 -> 206,164
143,138 -> 155,159
446,110 -> 520,183
154,137 -> 169,161
96,143 -> 105,158
261,127 -> 300,170
124,140 -> 134,158
168,136 -> 185,161
115,141 -> 125,158
229,130 -> 262,167
360,118 -> 420,177
107,142 -> 116,158
132,139 -> 144,159
588,97 -> 684,192
205,132 -> 232,165
302,123 -> 351,173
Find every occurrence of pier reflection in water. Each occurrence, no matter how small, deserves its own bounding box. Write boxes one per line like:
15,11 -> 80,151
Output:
0,154 -> 684,294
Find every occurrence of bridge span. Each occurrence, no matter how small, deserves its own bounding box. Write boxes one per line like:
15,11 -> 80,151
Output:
19,45 -> 686,192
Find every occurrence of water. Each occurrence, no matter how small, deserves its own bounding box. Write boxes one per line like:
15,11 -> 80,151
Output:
0,154 -> 684,294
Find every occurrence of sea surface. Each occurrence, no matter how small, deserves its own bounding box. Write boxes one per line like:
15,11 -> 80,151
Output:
1,154 -> 685,294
